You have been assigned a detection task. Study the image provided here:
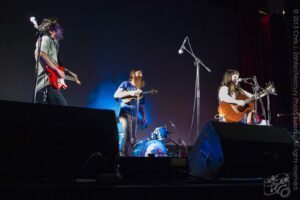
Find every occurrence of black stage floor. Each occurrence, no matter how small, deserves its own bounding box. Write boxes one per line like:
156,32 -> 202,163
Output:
0,177 -> 269,200
0,160 -> 297,200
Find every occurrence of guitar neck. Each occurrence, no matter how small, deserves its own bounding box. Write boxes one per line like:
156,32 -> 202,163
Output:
245,91 -> 268,104
143,91 -> 152,95
245,96 -> 255,104
64,75 -> 77,82
121,89 -> 156,103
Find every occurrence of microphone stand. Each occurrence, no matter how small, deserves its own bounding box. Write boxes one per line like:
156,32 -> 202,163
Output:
266,88 -> 277,126
252,76 -> 260,125
33,28 -> 44,103
180,37 -> 212,145
258,88 -> 267,125
244,78 -> 277,126
134,96 -> 140,145
266,92 -> 271,126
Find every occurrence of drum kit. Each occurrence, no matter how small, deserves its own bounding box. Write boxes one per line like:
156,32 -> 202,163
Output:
132,127 -> 170,157
118,122 -> 186,157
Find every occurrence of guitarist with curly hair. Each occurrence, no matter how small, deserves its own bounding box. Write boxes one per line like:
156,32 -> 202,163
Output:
34,17 -> 80,105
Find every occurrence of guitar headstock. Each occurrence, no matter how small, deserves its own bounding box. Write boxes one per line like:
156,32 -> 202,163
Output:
264,82 -> 276,94
150,89 -> 158,95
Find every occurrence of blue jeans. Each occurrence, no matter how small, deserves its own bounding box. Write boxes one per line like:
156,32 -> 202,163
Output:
119,113 -> 137,156
36,85 -> 68,106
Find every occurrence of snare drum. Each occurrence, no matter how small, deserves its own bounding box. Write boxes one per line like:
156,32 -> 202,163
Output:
132,140 -> 168,157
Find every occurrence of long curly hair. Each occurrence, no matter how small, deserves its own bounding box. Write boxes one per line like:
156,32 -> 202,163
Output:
39,17 -> 61,35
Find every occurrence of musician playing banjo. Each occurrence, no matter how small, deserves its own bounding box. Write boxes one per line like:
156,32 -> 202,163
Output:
114,68 -> 147,157
217,69 -> 254,124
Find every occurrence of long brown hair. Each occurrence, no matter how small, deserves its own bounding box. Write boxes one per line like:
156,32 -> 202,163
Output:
220,69 -> 241,96
129,68 -> 145,89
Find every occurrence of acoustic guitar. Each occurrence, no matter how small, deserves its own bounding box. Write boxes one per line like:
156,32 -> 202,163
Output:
218,83 -> 275,122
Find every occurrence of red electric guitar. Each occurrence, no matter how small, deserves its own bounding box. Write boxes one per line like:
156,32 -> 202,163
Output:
46,66 -> 81,89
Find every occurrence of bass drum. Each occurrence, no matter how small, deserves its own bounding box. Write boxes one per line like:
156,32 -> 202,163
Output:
132,140 -> 168,157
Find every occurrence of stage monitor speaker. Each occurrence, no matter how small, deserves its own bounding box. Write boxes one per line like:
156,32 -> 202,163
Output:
0,100 -> 119,183
189,121 -> 294,179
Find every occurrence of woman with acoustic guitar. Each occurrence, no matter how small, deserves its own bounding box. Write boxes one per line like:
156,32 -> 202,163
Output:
217,69 -> 254,124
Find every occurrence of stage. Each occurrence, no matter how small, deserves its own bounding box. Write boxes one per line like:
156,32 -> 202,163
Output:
0,177 -> 266,200
0,100 -> 298,199
0,0 -> 299,199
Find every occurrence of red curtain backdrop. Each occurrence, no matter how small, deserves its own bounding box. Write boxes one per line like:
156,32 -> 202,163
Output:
238,0 -> 292,128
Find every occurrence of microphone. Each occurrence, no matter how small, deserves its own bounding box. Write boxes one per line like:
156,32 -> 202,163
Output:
178,36 -> 188,54
30,16 -> 45,31
277,113 -> 300,117
238,77 -> 252,83
277,113 -> 285,117
30,16 -> 39,28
